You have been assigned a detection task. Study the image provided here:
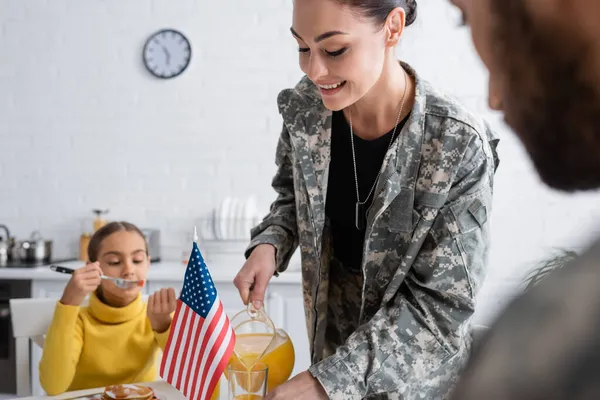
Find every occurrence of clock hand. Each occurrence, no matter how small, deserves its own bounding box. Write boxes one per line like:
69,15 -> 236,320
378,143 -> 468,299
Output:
161,46 -> 171,65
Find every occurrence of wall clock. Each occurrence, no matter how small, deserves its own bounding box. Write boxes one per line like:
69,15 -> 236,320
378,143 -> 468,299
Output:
143,29 -> 191,79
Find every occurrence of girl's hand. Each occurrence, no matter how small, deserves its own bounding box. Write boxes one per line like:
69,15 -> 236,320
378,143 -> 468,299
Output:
60,262 -> 102,306
147,288 -> 177,333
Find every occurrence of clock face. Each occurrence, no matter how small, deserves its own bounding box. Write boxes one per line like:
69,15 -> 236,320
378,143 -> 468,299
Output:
143,29 -> 191,79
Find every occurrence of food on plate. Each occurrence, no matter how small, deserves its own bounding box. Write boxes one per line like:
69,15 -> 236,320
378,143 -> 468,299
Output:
102,384 -> 155,400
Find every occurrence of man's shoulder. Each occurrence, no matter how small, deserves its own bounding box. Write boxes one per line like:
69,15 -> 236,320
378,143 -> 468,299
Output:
449,235 -> 600,399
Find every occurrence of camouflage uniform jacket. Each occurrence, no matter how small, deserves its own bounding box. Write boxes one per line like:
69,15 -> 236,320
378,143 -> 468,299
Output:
246,63 -> 500,399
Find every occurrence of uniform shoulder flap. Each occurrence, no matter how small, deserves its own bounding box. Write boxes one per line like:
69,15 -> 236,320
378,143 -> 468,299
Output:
276,75 -> 322,123
422,80 -> 500,172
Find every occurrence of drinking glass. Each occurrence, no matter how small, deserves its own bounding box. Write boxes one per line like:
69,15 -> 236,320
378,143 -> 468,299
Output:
227,362 -> 269,400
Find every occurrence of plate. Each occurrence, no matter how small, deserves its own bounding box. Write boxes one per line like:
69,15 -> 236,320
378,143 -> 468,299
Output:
220,197 -> 232,240
63,390 -> 166,400
244,196 -> 258,238
229,198 -> 239,240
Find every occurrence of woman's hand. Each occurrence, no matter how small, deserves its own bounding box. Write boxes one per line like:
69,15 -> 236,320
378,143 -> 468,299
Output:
233,244 -> 277,309
264,371 -> 328,400
60,262 -> 102,306
147,288 -> 177,333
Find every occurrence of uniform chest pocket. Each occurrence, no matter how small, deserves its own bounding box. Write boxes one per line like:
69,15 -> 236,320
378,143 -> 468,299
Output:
387,189 -> 420,233
367,190 -> 421,296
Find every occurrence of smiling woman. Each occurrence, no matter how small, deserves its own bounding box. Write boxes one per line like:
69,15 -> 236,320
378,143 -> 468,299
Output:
234,0 -> 500,398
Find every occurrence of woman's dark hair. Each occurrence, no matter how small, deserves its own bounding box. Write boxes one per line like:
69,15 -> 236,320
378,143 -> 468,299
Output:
335,0 -> 418,27
88,221 -> 148,262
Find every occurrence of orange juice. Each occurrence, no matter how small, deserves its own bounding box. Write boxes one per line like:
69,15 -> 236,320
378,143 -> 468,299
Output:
228,331 -> 295,392
210,383 -> 220,400
228,361 -> 269,393
233,395 -> 263,400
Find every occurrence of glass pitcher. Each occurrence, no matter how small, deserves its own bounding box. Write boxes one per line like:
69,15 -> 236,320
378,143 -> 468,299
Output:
227,303 -> 295,392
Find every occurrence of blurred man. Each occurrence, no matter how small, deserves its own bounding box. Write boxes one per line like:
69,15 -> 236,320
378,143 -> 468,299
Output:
447,0 -> 600,399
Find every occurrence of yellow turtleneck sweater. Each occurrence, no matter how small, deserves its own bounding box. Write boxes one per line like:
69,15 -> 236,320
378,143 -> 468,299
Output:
39,292 -> 169,395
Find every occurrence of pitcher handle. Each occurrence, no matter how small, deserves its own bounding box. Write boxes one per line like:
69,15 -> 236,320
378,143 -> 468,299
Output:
247,302 -> 259,318
245,302 -> 276,334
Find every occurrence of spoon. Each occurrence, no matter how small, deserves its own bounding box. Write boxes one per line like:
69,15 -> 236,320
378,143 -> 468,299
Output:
50,265 -> 145,289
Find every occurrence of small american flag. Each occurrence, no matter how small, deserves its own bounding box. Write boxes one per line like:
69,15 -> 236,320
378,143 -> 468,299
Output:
160,234 -> 236,400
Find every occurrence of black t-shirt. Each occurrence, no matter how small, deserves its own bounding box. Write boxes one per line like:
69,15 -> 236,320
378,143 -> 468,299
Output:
325,110 -> 409,273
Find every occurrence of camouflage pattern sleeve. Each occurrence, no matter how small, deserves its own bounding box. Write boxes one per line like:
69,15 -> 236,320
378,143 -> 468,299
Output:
245,124 -> 299,274
308,134 -> 495,399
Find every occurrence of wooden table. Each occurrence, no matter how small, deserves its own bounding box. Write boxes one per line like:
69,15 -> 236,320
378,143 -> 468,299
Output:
15,381 -> 187,400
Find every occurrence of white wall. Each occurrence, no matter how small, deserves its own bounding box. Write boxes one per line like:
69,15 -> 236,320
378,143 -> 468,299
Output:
1,0 -> 599,323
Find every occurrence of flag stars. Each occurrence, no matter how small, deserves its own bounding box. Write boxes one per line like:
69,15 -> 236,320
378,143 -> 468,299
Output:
180,245 -> 221,315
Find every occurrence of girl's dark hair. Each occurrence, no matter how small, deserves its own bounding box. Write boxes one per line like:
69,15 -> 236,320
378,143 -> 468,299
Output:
88,221 -> 148,262
335,0 -> 418,27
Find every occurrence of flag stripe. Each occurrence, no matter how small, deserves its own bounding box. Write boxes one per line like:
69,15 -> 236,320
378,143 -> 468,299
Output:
184,300 -> 219,398
206,331 -> 235,400
196,307 -> 230,400
201,317 -> 235,400
159,300 -> 184,377
191,302 -> 225,399
181,311 -> 202,396
174,308 -> 194,388
167,305 -> 190,383
199,311 -> 228,398
177,311 -> 198,393
162,301 -> 186,380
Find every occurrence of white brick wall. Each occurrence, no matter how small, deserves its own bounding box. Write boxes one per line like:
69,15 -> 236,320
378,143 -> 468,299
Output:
1,0 -> 599,323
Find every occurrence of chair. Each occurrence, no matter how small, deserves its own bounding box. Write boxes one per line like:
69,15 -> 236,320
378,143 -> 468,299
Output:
9,297 -> 58,397
10,295 -> 152,397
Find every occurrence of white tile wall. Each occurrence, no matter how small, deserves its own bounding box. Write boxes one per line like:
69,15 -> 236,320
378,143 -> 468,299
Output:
1,0 -> 599,323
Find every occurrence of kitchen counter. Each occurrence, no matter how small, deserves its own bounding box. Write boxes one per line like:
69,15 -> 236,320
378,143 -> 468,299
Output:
0,259 -> 303,283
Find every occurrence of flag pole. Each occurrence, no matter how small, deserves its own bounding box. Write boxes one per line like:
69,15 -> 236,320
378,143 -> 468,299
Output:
193,225 -> 198,243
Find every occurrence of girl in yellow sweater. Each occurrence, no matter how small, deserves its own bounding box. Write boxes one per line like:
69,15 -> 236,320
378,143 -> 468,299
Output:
39,222 -> 219,399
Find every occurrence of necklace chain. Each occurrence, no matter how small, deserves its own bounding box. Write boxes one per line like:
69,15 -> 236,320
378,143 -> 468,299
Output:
349,70 -> 408,207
